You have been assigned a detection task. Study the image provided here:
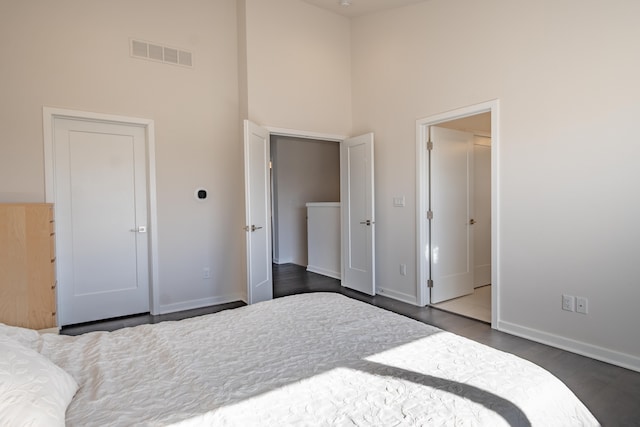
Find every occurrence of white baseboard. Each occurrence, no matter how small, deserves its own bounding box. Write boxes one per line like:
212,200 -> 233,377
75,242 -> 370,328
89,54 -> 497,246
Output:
156,293 -> 245,315
474,264 -> 491,288
376,287 -> 418,305
498,320 -> 640,373
306,265 -> 341,280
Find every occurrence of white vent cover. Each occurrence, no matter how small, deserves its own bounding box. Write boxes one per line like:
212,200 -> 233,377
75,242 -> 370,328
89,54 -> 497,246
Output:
178,50 -> 192,67
148,43 -> 163,61
130,39 -> 193,68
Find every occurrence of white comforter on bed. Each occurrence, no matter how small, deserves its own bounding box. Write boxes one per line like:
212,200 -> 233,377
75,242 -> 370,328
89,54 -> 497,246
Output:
32,293 -> 597,426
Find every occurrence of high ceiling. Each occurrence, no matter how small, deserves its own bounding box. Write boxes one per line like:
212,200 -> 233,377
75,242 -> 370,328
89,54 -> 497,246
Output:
298,0 -> 427,18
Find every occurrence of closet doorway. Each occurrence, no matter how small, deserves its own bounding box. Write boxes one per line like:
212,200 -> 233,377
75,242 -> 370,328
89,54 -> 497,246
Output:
270,135 -> 340,270
243,122 -> 375,304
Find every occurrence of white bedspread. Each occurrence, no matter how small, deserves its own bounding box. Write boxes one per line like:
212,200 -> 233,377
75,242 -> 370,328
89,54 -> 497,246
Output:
36,293 -> 597,426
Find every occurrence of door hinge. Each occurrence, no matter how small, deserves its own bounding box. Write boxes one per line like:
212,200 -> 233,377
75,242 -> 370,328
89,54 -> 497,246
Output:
427,141 -> 433,151
427,210 -> 433,220
427,279 -> 434,288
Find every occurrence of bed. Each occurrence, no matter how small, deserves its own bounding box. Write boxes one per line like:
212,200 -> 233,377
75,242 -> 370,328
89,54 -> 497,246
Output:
1,292 -> 599,426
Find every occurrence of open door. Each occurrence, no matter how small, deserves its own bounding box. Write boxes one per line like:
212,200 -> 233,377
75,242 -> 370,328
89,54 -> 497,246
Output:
429,126 -> 474,303
341,133 -> 375,295
243,120 -> 273,304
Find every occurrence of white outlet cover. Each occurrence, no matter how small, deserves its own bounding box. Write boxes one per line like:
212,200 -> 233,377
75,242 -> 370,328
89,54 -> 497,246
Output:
562,295 -> 575,312
576,297 -> 588,314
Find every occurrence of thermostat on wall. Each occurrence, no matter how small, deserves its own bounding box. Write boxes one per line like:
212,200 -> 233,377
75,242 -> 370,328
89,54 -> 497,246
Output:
195,188 -> 208,201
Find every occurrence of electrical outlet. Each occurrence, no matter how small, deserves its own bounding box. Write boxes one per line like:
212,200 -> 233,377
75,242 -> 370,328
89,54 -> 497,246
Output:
562,295 -> 575,312
202,267 -> 210,279
576,297 -> 588,314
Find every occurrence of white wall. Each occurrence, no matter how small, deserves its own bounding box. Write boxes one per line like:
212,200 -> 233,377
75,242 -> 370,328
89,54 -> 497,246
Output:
351,0 -> 640,369
0,0 -> 245,312
243,0 -> 352,135
272,137 -> 340,265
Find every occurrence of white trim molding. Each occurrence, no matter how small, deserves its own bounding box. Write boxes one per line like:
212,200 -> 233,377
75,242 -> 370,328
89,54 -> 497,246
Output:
265,126 -> 346,142
158,294 -> 245,315
499,320 -> 640,373
42,107 -> 161,316
376,287 -> 418,305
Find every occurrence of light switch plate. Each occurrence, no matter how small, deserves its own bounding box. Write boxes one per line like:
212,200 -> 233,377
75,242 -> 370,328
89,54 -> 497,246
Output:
393,196 -> 405,207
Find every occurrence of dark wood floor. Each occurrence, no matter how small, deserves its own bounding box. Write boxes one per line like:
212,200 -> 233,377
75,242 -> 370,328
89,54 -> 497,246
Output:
62,263 -> 640,426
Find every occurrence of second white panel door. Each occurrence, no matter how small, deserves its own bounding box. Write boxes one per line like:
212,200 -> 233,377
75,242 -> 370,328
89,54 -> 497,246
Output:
341,133 -> 375,296
243,120 -> 273,304
430,126 -> 474,303
53,118 -> 150,325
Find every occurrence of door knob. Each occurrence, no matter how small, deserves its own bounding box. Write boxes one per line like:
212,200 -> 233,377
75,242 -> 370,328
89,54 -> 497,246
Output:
359,219 -> 375,226
469,219 -> 476,225
244,225 -> 263,232
130,226 -> 147,233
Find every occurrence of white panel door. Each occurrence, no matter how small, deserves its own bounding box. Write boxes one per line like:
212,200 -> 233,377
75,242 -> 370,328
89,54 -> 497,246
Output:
53,118 -> 149,325
430,126 -> 474,303
244,120 -> 273,304
341,133 -> 375,295
473,137 -> 492,287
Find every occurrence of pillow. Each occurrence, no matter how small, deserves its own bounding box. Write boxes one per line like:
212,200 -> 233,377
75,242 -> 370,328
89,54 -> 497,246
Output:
0,337 -> 78,427
0,323 -> 41,351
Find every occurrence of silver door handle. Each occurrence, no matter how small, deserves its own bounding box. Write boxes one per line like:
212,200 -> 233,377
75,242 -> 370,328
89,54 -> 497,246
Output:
130,226 -> 147,233
244,225 -> 263,232
359,220 -> 375,226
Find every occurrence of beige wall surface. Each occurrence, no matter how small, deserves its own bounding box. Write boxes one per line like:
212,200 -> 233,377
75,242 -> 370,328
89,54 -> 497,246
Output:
243,0 -> 352,135
351,0 -> 640,364
0,0 -> 245,312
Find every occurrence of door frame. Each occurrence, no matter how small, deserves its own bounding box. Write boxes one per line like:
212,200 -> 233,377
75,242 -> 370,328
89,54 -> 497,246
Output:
251,125 -> 346,301
42,107 -> 160,315
415,99 -> 500,327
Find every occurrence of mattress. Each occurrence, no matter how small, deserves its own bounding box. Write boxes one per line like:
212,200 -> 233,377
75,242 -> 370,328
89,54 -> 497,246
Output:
17,293 -> 601,425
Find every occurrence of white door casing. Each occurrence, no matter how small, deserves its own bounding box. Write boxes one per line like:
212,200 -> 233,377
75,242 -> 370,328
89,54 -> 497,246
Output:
429,126 -> 474,303
47,114 -> 154,325
416,99 -> 501,328
415,99 -> 499,326
341,133 -> 375,296
244,120 -> 273,304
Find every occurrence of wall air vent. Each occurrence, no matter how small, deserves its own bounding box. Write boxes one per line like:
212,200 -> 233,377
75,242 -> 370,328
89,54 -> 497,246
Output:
130,39 -> 193,68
